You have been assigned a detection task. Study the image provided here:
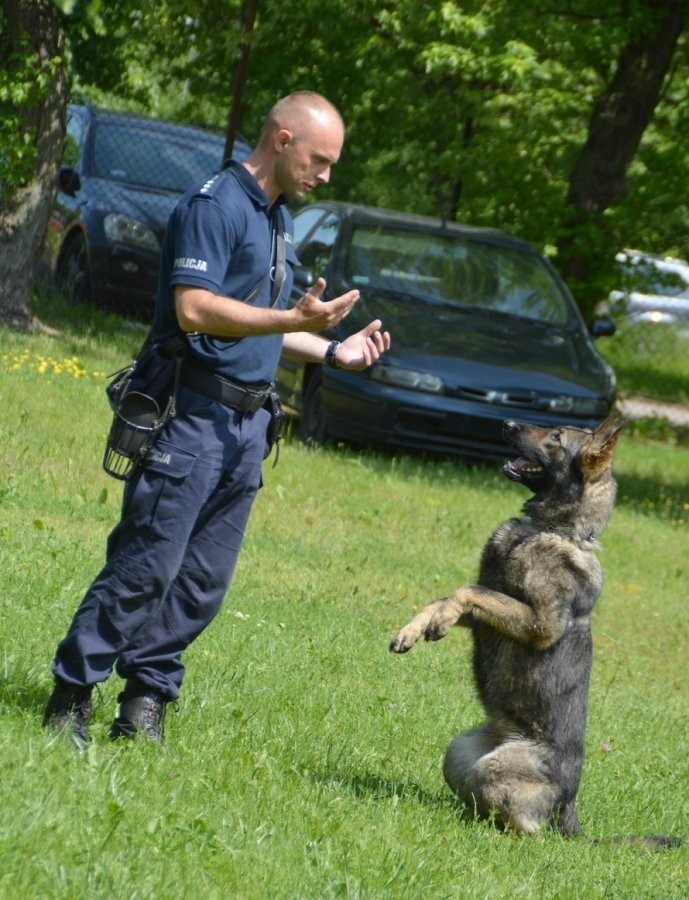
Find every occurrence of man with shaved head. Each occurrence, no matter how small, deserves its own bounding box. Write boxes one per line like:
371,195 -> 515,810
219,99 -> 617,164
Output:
44,92 -> 391,749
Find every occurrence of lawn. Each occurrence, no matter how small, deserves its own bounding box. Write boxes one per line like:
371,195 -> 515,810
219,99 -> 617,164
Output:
0,305 -> 687,899
598,318 -> 689,406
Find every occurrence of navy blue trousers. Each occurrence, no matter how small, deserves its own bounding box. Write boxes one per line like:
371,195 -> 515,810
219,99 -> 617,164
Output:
52,386 -> 270,699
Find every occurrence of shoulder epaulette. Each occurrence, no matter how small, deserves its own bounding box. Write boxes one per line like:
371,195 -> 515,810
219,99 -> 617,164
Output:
193,170 -> 229,199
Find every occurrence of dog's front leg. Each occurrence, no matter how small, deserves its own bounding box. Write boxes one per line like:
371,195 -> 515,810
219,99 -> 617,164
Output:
389,589 -> 471,653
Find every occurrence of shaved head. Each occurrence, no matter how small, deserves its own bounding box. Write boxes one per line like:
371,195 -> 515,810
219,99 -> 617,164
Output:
261,91 -> 344,143
244,91 -> 346,201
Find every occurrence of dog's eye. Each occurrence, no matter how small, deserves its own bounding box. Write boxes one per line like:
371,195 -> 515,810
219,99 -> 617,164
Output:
550,431 -> 561,443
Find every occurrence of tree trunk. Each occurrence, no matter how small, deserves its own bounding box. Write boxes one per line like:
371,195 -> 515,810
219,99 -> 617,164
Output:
224,0 -> 259,162
0,0 -> 67,331
558,0 -> 684,318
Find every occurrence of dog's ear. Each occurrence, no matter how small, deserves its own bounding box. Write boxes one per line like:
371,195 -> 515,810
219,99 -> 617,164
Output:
582,413 -> 626,477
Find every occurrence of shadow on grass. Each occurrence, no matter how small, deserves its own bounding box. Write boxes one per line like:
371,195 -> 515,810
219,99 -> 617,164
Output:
306,766 -> 475,822
31,284 -> 688,525
0,671 -> 117,730
278,424 -> 508,492
611,360 -> 689,406
283,428 -> 689,524
0,672 -> 50,717
615,470 -> 689,524
31,283 -> 148,350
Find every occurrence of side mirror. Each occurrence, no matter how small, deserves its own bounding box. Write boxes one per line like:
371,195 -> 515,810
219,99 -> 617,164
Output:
58,166 -> 81,197
293,266 -> 314,290
588,316 -> 616,338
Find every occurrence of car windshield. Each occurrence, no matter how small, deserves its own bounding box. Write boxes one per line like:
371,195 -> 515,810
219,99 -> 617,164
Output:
344,226 -> 572,326
93,122 -> 225,192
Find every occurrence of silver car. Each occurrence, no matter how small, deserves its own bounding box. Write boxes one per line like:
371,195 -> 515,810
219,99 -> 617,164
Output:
607,249 -> 689,323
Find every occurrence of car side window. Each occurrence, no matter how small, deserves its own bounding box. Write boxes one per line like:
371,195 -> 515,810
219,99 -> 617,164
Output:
292,208 -> 327,250
63,109 -> 85,169
295,213 -> 339,273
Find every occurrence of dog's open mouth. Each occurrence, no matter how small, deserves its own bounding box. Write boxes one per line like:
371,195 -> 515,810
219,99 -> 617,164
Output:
503,457 -> 545,484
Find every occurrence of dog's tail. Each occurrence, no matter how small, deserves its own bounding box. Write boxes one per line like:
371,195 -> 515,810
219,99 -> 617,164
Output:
602,835 -> 682,851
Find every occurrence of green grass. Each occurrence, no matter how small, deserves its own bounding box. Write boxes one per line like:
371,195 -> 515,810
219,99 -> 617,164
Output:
598,319 -> 689,405
0,301 -> 688,899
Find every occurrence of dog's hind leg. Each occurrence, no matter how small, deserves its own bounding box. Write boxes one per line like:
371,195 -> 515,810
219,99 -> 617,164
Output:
443,724 -> 500,818
553,800 -> 583,836
444,728 -> 559,834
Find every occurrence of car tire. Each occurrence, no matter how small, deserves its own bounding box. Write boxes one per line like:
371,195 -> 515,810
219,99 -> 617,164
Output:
299,367 -> 328,445
56,233 -> 92,304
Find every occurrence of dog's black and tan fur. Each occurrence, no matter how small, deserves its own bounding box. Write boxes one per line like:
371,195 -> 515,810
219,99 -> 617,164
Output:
390,414 -> 627,837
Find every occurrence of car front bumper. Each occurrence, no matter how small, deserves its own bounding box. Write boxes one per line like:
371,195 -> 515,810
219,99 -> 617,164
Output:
320,372 -> 614,461
89,242 -> 160,311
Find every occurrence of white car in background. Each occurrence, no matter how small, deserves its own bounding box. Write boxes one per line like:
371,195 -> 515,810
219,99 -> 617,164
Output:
607,249 -> 689,323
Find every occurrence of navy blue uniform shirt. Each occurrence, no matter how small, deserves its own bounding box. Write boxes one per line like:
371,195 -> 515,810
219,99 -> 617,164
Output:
151,160 -> 298,385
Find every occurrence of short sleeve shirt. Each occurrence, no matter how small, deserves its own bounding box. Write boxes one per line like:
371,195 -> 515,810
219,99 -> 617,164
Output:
150,160 -> 298,384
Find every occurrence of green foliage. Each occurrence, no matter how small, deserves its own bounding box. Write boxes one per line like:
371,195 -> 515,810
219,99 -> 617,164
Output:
0,31 -> 61,200
64,0 -> 245,128
59,0 -> 689,316
0,303 -> 687,896
599,321 -> 689,406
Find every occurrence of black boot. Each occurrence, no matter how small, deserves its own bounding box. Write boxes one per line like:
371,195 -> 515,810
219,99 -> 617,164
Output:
42,679 -> 93,752
109,680 -> 169,742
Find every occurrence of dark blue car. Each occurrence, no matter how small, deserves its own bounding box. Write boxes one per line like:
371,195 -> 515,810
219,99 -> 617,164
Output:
277,202 -> 617,461
44,103 -> 250,314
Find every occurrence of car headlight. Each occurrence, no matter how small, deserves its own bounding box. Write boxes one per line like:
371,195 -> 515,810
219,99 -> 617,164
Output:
370,364 -> 444,393
104,213 -> 159,251
548,395 -> 610,415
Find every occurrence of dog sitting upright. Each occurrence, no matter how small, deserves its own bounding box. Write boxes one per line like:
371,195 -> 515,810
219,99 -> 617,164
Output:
390,414 -> 626,837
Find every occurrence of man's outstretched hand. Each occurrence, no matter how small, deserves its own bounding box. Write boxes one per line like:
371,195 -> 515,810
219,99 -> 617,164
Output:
334,319 -> 391,371
292,277 -> 360,332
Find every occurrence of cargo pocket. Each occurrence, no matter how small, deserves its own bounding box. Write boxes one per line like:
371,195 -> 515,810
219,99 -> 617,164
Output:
128,440 -> 201,544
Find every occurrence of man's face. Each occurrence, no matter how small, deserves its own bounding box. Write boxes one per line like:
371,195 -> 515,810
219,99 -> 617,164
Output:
274,114 -> 344,200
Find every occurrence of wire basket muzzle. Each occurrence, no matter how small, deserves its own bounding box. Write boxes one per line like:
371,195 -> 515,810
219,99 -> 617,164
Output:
103,391 -> 160,480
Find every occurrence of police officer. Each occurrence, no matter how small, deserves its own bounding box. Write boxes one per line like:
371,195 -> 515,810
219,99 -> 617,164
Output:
43,91 -> 391,749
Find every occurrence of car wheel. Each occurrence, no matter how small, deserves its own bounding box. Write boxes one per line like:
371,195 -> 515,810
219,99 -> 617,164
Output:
299,367 -> 328,445
56,233 -> 92,304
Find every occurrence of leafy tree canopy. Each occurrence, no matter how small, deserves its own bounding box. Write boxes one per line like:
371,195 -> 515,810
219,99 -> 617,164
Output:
46,0 -> 689,309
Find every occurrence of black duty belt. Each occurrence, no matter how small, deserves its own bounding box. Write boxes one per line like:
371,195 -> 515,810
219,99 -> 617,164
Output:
179,362 -> 272,414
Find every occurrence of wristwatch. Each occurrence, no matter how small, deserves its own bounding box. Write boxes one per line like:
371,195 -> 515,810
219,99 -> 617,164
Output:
324,340 -> 341,369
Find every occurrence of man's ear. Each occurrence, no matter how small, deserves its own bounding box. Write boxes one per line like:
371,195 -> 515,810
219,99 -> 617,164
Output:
275,128 -> 293,153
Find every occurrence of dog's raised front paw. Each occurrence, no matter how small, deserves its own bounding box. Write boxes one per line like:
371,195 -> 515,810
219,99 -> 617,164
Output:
422,621 -> 448,642
389,625 -> 421,654
389,602 -> 448,653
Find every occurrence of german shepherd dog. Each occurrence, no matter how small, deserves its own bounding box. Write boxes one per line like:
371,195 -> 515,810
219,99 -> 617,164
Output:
390,415 -> 626,837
